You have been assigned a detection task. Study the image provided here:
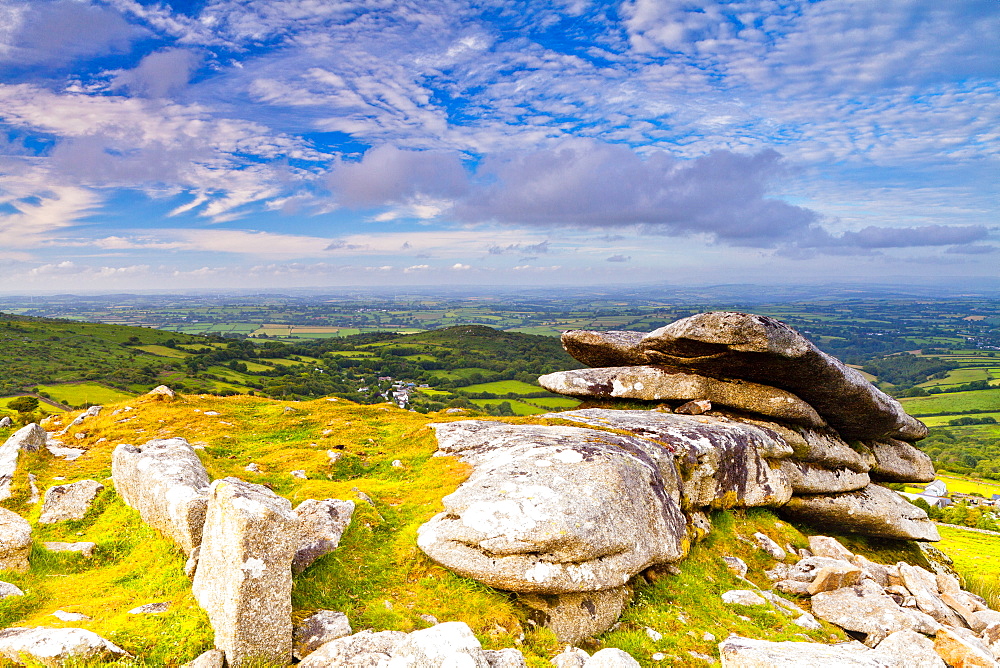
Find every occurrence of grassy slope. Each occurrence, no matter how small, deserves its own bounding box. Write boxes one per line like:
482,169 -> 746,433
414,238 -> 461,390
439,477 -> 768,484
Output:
900,389 -> 1000,415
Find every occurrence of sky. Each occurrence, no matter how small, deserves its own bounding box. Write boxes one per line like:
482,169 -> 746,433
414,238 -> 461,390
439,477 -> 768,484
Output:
0,0 -> 997,292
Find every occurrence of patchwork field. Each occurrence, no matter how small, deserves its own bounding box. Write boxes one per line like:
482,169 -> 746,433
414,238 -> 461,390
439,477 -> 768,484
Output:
34,382 -> 135,407
900,389 -> 1000,416
459,380 -> 543,395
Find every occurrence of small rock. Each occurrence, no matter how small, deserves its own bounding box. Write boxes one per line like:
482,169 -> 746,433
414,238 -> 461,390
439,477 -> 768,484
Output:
293,498 -> 355,574
807,563 -> 863,595
775,579 -> 812,596
0,417 -> 11,428
675,399 -> 712,415
146,385 -> 177,400
651,653 -> 666,661
293,610 -> 352,660
0,627 -> 128,664
584,648 -> 641,667
245,463 -> 260,473
793,613 -> 823,630
645,627 -> 663,641
722,590 -> 767,606
723,556 -> 749,578
128,602 -> 170,614
39,480 -> 104,523
291,469 -> 307,479
391,459 -> 403,468
484,647 -> 529,667
0,508 -> 32,572
551,646 -> 590,668
754,532 -> 787,560
0,582 -> 25,598
419,614 -> 439,625
933,626 -> 995,668
51,610 -> 90,622
703,632 -> 716,642
44,542 -> 96,558
181,648 -> 225,668
808,535 -> 856,561
203,411 -> 220,416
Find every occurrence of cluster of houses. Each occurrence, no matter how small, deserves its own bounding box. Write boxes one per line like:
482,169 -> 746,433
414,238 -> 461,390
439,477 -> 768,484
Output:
899,479 -> 1000,509
356,376 -> 431,409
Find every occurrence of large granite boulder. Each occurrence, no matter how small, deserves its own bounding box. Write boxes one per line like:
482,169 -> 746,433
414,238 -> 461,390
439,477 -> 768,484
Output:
0,627 -> 128,666
191,478 -> 298,668
417,421 -> 687,593
562,312 -> 927,442
811,580 -> 940,646
0,423 -> 47,500
781,484 -> 940,541
719,635 -> 901,667
546,409 -> 795,507
0,508 -> 32,572
518,586 -> 631,644
538,366 -> 825,427
112,438 -> 211,555
39,480 -> 104,523
858,440 -> 935,483
560,330 -> 646,368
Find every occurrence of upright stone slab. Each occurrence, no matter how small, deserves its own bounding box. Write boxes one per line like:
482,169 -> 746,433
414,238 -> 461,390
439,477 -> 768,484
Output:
0,423 -> 47,500
192,478 -> 298,668
112,438 -> 210,555
292,498 -> 355,574
0,508 -> 32,572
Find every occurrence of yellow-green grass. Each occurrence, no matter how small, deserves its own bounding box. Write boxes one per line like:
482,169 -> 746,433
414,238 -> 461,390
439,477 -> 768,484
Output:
936,524 -> 1000,602
919,367 -> 998,389
34,383 -> 134,406
242,360 -> 275,372
528,397 -> 581,409
459,380 -> 542,395
899,389 -> 1000,416
206,365 -> 258,384
921,412 -> 1000,427
470,399 -> 544,415
416,388 -> 453,397
134,344 -> 190,358
427,368 -> 494,380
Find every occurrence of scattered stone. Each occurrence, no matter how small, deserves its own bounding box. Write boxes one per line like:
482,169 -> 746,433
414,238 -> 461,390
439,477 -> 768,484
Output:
0,582 -> 25,598
191,478 -> 298,668
776,580 -> 812,596
722,556 -> 748,578
484,647 -> 529,667
520,586 -> 632,644
419,614 -> 439,625
753,532 -> 787,560
0,627 -> 128,665
39,480 -> 104,523
419,422 -> 687,594
811,581 -> 940,646
146,385 -> 177,400
722,590 -> 767,606
293,498 -> 355,574
297,630 -> 405,668
793,613 -> 823,630
203,411 -> 220,416
0,417 -> 10,428
933,626 -> 997,668
291,469 -> 307,479
391,459 -> 403,467
66,405 -> 101,428
43,542 -> 96,558
585,648 -> 642,667
871,630 -> 945,668
181,648 -> 225,668
550,645 -> 591,667
782,484 -> 940,541
293,610 -> 352,660
128,602 -> 170,615
51,610 -> 90,622
112,437 -> 211,555
0,508 -> 32,572
675,399 -> 713,415
389,622 -> 491,667
645,627 -> 663,641
703,632 -> 717,642
807,563 -> 863,595
245,463 -> 260,473
718,636 -> 883,667
808,536 -> 856,561
27,473 -> 39,505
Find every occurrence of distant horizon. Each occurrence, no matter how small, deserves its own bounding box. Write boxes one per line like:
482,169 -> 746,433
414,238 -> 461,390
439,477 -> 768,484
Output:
1,1 -> 997,292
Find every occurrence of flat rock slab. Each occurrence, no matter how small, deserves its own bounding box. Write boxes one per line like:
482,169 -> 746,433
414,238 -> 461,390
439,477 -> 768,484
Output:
39,479 -> 104,523
778,461 -> 870,495
560,329 -> 647,368
0,627 -> 128,666
719,636 -> 891,667
859,439 -> 935,483
562,312 -> 928,442
192,478 -> 298,668
418,421 -> 687,593
811,582 -> 940,646
546,409 -> 794,508
538,366 -> 825,428
112,437 -> 210,555
781,484 -> 940,541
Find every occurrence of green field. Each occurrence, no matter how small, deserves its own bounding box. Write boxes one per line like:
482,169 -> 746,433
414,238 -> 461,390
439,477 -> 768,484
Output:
937,524 -> 1000,583
470,399 -> 544,415
34,382 -> 134,406
922,412 -> 1000,427
135,344 -> 189,358
900,389 -> 1000,416
459,380 -> 542,395
427,368 -> 495,381
527,396 -> 581,409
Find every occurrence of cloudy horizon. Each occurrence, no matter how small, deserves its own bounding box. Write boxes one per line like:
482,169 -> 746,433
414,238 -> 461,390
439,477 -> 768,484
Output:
1,0 -> 997,292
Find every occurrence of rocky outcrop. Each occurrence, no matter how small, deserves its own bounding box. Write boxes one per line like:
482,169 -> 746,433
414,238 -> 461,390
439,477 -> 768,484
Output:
519,586 -> 632,645
778,461 -> 870,494
417,422 -> 687,594
0,508 -> 32,572
292,498 -> 354,574
859,439 -> 936,483
112,438 -> 210,555
538,366 -> 825,427
781,484 -> 939,542
191,478 -> 298,668
146,385 -> 177,400
38,479 -> 104,523
0,627 -> 128,666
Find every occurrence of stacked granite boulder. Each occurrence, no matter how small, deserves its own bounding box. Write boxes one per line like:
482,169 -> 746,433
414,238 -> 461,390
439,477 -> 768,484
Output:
417,312 -> 938,643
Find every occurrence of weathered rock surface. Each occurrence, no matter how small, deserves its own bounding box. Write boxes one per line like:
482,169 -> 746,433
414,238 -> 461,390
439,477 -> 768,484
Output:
811,581 -> 940,646
872,630 -> 946,668
0,423 -> 47,500
297,629 -> 405,668
933,626 -> 998,667
0,508 -> 32,572
719,636 -> 886,667
112,437 -> 210,555
631,312 -> 928,442
293,610 -> 352,660
0,417 -> 10,428
781,484 -> 940,541
538,366 -> 825,427
585,648 -> 642,667
0,582 -> 25,598
390,621 -> 491,667
191,478 -> 298,668
778,460 -> 870,494
0,627 -> 128,666
722,590 -> 767,606
519,586 -> 631,644
38,479 -> 104,523
418,421 -> 687,593
66,405 -> 101,428
43,541 -> 95,558
551,646 -> 591,667
147,385 -> 177,400
560,329 -> 647,368
484,647 -> 529,667
293,498 -> 355,574
182,648 -> 225,668
548,409 -> 794,508
858,440 -> 936,483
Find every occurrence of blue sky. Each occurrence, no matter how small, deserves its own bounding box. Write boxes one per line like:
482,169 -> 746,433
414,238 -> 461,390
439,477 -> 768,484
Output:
0,0 -> 997,292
